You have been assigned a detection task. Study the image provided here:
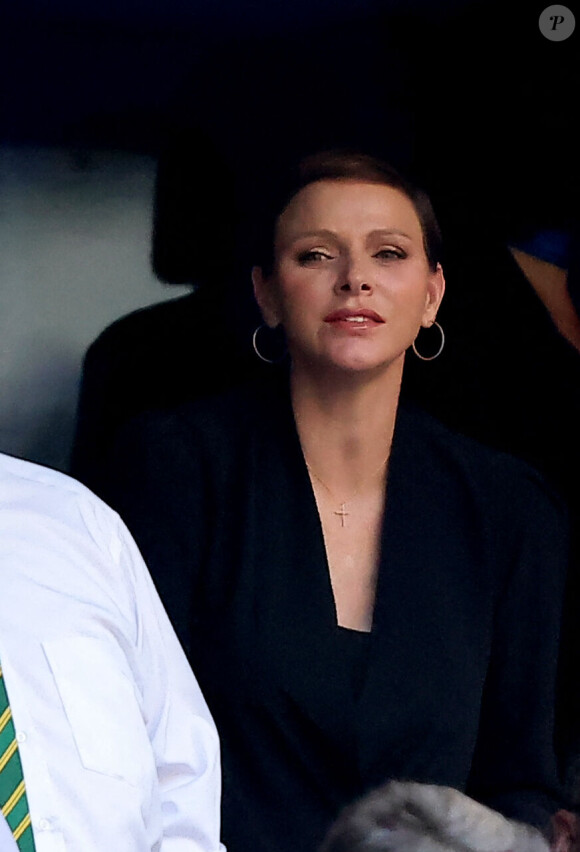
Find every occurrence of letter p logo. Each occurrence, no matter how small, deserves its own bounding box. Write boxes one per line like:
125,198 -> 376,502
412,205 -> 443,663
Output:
539,5 -> 576,40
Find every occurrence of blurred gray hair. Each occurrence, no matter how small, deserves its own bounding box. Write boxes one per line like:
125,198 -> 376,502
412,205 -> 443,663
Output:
320,781 -> 550,852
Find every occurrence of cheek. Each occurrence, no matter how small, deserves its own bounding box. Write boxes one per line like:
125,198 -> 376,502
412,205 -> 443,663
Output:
278,278 -> 323,322
280,298 -> 314,336
387,287 -> 432,332
390,272 -> 431,308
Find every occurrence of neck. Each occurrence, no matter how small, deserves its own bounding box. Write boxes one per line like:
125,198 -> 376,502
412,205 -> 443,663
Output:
290,359 -> 403,495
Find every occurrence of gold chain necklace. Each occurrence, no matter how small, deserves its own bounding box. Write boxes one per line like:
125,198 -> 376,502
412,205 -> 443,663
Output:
304,457 -> 389,528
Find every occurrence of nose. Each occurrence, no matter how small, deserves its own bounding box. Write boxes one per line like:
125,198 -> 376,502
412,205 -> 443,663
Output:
334,256 -> 373,295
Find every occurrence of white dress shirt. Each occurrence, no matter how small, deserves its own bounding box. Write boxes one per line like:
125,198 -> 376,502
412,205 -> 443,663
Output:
0,452 -> 225,852
0,813 -> 19,851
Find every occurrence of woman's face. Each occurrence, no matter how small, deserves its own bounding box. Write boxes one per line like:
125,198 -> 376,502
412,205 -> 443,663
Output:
253,179 -> 445,377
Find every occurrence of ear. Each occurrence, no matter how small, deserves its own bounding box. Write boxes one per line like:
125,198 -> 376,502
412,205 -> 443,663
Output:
421,263 -> 446,328
252,266 -> 282,329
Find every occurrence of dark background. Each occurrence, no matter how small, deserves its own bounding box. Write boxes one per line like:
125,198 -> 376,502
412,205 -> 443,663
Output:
2,0 -> 578,473
2,0 -> 474,153
4,0 -> 578,283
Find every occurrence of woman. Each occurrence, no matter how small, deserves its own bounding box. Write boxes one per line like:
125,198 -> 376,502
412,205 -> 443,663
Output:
99,152 -> 568,852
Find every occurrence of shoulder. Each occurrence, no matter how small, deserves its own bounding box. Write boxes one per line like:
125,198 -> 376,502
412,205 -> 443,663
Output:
1,451 -> 105,505
399,403 -> 566,519
120,371 -> 289,453
399,406 -> 569,604
96,373 -> 290,515
0,457 -> 155,647
0,452 -> 128,564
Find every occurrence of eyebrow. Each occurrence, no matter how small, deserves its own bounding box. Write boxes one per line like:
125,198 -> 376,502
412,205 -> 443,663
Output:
286,229 -> 338,242
368,229 -> 413,241
287,228 -> 414,243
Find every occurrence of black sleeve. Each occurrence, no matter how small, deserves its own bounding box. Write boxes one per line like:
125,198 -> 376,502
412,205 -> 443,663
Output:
466,464 -> 570,830
96,409 -> 207,655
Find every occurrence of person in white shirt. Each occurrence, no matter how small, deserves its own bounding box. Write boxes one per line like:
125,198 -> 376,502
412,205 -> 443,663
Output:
0,451 -> 225,851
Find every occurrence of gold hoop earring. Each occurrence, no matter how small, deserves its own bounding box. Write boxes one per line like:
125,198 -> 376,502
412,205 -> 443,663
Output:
412,321 -> 445,361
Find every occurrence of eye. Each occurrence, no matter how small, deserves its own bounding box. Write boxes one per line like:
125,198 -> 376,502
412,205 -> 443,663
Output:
297,249 -> 334,265
374,247 -> 406,261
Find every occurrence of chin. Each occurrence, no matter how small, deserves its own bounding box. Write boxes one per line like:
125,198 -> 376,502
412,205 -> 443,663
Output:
330,344 -> 405,375
294,340 -> 406,379
309,353 -> 404,380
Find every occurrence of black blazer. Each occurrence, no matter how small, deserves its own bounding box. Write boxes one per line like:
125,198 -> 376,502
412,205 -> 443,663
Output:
100,373 -> 568,852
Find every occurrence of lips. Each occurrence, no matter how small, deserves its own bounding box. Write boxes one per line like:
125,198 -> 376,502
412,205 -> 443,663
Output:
324,308 -> 385,324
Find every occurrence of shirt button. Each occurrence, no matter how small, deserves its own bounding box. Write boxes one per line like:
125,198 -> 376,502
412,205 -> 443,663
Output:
38,819 -> 51,831
15,731 -> 26,743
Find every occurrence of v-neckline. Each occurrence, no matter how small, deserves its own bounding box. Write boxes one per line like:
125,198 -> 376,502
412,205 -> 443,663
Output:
284,392 -> 406,636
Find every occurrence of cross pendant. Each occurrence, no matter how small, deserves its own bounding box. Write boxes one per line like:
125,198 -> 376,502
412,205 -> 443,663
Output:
334,503 -> 349,527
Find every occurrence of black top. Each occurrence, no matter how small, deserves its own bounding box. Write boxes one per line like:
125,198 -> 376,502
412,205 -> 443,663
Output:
99,373 -> 568,852
336,627 -> 371,702
403,236 -> 580,780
